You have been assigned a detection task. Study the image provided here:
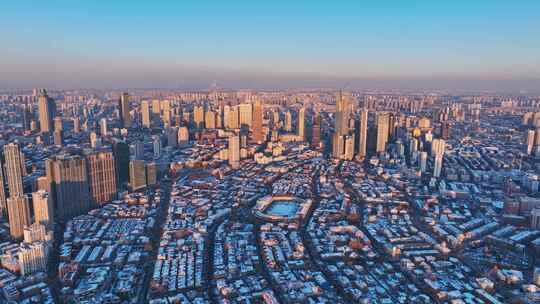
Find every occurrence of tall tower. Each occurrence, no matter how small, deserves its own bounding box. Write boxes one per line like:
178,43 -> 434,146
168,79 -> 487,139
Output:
284,111 -> 292,132
376,112 -> 390,153
112,139 -> 130,186
332,91 -> 351,159
228,135 -> 240,168
0,163 -> 7,217
45,155 -> 91,221
141,100 -> 151,128
38,90 -> 56,134
32,190 -> 54,227
85,151 -> 117,205
252,99 -> 264,143
238,103 -> 253,128
297,107 -> 305,141
7,195 -> 31,239
129,160 -> 147,191
4,143 -> 25,197
335,91 -> 351,136
357,109 -> 368,159
311,113 -> 321,149
193,106 -> 205,129
118,92 -> 131,128
205,110 -> 216,129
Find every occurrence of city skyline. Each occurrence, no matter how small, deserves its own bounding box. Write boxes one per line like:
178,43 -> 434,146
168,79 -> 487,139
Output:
1,1 -> 540,92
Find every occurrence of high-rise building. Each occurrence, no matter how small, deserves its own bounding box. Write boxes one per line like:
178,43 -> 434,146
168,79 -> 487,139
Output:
53,117 -> 63,132
129,160 -> 147,191
22,103 -> 32,131
141,100 -> 151,128
4,143 -> 25,197
133,140 -> 145,160
167,127 -> 178,148
178,126 -> 189,147
239,103 -> 253,128
53,130 -> 63,146
152,99 -> 161,114
252,99 -> 264,143
72,117 -> 80,133
205,110 -> 216,129
38,90 -> 56,134
7,195 -> 31,239
45,154 -> 91,221
194,106 -> 205,129
332,133 -> 345,159
297,107 -> 305,141
419,151 -> 428,173
99,118 -> 108,135
357,109 -> 368,159
161,100 -> 172,126
228,106 -> 239,129
284,111 -> 292,132
18,241 -> 49,276
311,114 -> 321,149
432,138 -> 445,178
153,136 -> 161,158
32,190 -> 54,227
90,132 -> 101,149
0,163 -> 7,217
228,135 -> 240,169
118,92 -> 131,128
344,134 -> 355,160
23,223 -> 52,243
335,91 -> 351,136
85,151 -> 117,205
112,140 -> 130,186
146,162 -> 158,186
376,112 -> 390,153
332,91 -> 352,159
527,129 -> 535,155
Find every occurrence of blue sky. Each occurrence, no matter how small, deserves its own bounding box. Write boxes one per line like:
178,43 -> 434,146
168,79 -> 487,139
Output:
1,1 -> 539,91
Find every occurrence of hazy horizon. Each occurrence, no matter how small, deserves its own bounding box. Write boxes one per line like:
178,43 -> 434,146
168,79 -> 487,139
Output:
1,1 -> 539,92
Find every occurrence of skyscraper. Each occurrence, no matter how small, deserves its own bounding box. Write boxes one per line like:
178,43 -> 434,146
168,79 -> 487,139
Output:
194,106 -> 205,129
4,143 -> 25,197
118,92 -> 131,128
32,190 -> 54,227
311,114 -> 321,149
432,138 -> 445,178
376,112 -> 390,153
72,117 -> 80,133
141,100 -> 151,128
85,151 -> 117,205
357,108 -> 368,159
38,90 -> 56,134
178,126 -> 190,147
0,163 -> 6,217
45,154 -> 91,221
161,100 -> 172,126
228,135 -> 240,169
205,110 -> 216,129
112,140 -> 130,186
527,129 -> 536,155
335,91 -> 351,136
7,195 -> 31,239
239,103 -> 253,128
332,91 -> 352,159
284,111 -> 292,132
99,118 -> 108,136
297,107 -> 305,141
252,99 -> 264,143
228,106 -> 239,129
129,160 -> 147,191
